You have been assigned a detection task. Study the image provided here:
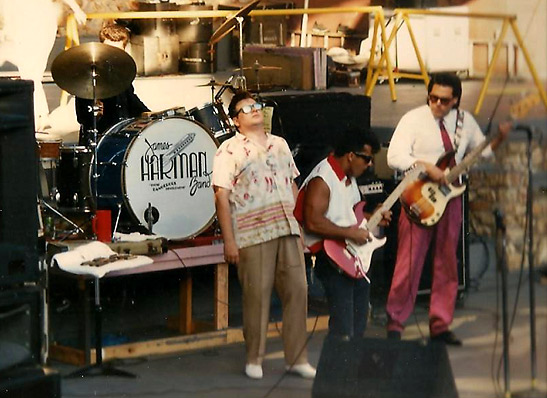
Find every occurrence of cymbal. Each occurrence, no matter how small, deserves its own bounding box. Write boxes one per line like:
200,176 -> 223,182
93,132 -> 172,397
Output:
235,61 -> 282,72
51,42 -> 137,100
209,0 -> 260,45
196,80 -> 234,88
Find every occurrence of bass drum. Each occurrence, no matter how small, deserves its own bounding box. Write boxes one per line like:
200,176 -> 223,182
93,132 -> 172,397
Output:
94,117 -> 219,240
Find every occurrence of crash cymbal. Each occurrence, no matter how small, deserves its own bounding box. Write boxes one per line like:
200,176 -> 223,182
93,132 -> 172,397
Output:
235,61 -> 282,72
51,42 -> 136,100
209,0 -> 260,45
196,80 -> 234,88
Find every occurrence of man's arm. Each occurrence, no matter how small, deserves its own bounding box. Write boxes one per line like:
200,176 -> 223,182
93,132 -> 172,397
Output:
214,186 -> 239,265
303,177 -> 370,245
62,0 -> 87,24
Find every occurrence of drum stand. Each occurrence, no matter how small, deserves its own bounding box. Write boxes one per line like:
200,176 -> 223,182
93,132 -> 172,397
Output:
66,277 -> 136,379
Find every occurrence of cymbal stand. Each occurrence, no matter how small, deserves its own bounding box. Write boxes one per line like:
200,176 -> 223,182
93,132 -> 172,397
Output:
234,16 -> 247,91
90,65 -> 100,213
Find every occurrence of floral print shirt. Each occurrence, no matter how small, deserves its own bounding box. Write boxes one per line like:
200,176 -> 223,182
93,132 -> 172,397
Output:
212,132 -> 301,249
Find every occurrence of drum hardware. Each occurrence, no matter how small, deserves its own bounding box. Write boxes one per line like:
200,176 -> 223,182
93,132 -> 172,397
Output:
209,0 -> 260,91
40,199 -> 85,238
215,74 -> 235,102
113,203 -> 123,239
144,203 -> 157,233
236,60 -> 282,95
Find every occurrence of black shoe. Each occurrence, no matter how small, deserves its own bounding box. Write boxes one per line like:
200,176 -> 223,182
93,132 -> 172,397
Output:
431,331 -> 462,346
387,330 -> 401,341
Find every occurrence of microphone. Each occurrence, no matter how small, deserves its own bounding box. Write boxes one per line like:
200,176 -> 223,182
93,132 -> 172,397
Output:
215,75 -> 235,102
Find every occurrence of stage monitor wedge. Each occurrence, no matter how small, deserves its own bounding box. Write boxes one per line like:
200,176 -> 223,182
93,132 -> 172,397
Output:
312,336 -> 459,398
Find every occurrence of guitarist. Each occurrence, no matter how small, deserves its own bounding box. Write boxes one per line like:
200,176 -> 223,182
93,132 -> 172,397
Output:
295,128 -> 391,339
385,72 -> 511,346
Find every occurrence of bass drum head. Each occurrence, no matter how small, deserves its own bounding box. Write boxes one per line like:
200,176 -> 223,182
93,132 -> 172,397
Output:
122,117 -> 218,240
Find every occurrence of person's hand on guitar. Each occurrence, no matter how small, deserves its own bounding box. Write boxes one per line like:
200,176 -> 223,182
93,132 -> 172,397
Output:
419,161 -> 447,185
347,225 -> 371,245
490,120 -> 512,151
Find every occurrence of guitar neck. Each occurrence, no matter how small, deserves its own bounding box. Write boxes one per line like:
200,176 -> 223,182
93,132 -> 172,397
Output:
367,165 -> 424,230
445,134 -> 494,184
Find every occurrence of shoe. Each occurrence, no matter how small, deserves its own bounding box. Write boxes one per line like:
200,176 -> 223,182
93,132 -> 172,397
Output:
245,363 -> 263,379
285,363 -> 316,379
431,331 -> 462,346
387,330 -> 401,341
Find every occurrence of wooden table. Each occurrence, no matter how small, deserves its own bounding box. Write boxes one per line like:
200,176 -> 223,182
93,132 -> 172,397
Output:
48,241 -> 228,365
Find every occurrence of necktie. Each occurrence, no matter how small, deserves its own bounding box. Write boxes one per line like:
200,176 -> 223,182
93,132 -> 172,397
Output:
439,119 -> 456,168
439,119 -> 454,152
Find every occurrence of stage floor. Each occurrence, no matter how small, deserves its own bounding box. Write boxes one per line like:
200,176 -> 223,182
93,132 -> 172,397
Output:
49,238 -> 547,398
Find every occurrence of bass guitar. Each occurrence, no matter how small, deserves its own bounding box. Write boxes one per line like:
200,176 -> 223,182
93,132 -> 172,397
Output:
323,165 -> 425,280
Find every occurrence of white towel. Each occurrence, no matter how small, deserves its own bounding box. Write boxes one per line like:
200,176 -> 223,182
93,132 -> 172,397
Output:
52,241 -> 153,278
112,232 -> 162,243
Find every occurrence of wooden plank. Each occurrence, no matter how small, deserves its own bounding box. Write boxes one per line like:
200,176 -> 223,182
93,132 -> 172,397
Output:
50,315 -> 330,364
214,263 -> 229,330
49,343 -> 91,366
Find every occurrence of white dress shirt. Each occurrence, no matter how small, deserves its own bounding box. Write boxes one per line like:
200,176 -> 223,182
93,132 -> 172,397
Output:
387,105 -> 493,172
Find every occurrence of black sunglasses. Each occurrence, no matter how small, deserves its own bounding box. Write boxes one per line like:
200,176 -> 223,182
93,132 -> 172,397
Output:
353,152 -> 373,163
235,102 -> 263,116
428,94 -> 453,106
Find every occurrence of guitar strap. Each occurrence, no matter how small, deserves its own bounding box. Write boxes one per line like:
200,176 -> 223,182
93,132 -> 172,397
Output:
453,109 -> 464,152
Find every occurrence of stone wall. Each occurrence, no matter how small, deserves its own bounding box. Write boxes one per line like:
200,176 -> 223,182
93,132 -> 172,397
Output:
468,132 -> 547,270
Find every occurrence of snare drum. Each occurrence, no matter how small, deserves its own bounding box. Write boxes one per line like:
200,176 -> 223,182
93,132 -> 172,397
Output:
94,116 -> 219,240
57,145 -> 93,211
187,102 -> 234,141
36,139 -> 62,201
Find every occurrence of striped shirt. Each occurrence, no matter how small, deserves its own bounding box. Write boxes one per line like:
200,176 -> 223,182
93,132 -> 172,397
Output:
212,132 -> 300,249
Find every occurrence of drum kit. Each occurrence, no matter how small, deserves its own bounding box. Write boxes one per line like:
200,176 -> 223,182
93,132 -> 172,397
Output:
39,0 -> 281,242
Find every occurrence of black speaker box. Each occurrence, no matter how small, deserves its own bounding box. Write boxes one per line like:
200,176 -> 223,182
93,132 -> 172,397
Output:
0,366 -> 60,398
312,337 -> 459,398
0,79 -> 39,286
264,93 -> 371,183
0,287 -> 43,372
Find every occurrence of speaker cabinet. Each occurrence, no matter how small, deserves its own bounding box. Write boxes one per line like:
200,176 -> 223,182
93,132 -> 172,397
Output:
0,287 -> 42,372
312,337 -> 458,398
0,366 -> 60,398
0,79 -> 39,286
264,93 -> 371,184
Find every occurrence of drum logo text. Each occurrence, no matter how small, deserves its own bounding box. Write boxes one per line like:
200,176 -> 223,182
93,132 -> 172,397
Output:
141,134 -> 211,196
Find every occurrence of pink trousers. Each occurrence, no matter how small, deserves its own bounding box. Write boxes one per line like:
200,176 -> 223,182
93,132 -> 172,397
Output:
386,197 -> 462,336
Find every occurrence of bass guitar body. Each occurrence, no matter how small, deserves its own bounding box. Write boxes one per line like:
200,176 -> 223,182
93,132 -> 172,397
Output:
401,152 -> 466,227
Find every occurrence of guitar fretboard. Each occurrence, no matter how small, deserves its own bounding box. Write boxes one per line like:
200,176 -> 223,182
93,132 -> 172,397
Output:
366,164 -> 425,230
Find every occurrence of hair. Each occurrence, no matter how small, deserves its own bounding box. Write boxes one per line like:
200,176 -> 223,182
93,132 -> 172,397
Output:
427,72 -> 462,107
332,128 -> 380,157
228,90 -> 255,118
99,23 -> 130,48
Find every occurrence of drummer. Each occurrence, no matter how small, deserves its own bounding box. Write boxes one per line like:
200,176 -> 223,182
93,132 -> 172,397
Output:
75,23 -> 149,146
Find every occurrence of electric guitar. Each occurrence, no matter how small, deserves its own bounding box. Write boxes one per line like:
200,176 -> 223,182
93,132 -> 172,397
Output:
323,165 -> 425,280
400,93 -> 540,227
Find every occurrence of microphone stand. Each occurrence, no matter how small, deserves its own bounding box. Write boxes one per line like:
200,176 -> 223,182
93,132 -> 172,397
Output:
493,209 -> 510,397
512,126 -> 544,398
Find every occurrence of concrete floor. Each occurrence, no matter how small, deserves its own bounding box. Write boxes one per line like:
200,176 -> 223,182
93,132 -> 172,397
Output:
39,74 -> 547,398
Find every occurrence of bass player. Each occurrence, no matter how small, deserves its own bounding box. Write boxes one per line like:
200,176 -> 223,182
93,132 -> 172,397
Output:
295,128 -> 391,340
385,72 -> 511,345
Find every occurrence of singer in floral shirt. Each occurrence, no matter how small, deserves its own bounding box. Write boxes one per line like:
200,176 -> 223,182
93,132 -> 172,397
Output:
212,91 -> 315,380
